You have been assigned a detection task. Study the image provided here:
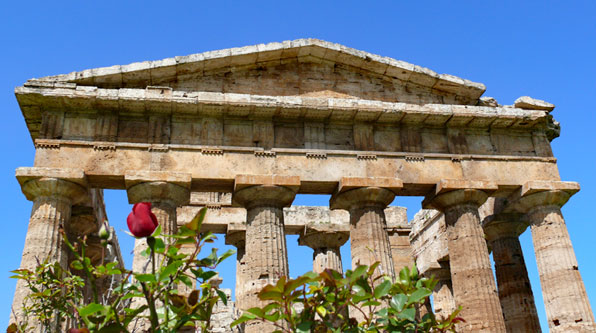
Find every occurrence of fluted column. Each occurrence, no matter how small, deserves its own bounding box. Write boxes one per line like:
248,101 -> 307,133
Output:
225,229 -> 247,311
11,168 -> 88,326
126,173 -> 191,273
506,183 -> 595,332
298,227 -> 348,273
233,175 -> 298,333
424,181 -> 506,332
427,265 -> 455,320
484,215 -> 541,332
330,181 -> 399,281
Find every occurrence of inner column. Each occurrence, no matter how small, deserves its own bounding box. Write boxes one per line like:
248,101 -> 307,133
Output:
232,175 -> 299,333
483,215 -> 541,332
424,182 -> 506,332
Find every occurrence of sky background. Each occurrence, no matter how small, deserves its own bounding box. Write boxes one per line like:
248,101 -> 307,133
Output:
1,1 -> 595,330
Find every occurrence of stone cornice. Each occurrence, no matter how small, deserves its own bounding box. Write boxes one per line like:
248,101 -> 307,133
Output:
16,86 -> 548,141
24,39 -> 485,100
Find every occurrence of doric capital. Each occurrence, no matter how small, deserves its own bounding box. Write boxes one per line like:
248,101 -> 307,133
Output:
298,226 -> 349,250
330,187 -> 395,211
232,175 -> 299,208
504,181 -> 579,215
16,167 -> 88,205
482,214 -> 528,241
125,171 -> 191,206
422,179 -> 497,211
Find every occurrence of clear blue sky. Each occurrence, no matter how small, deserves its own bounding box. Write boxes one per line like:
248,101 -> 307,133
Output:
1,1 -> 595,330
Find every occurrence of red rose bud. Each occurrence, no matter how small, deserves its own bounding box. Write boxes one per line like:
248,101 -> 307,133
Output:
127,202 -> 159,237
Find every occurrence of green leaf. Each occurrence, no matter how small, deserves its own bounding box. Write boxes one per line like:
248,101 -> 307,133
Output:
231,312 -> 257,327
70,260 -> 83,270
373,279 -> 392,299
296,321 -> 313,333
159,262 -> 182,281
151,224 -> 162,237
135,274 -> 156,283
78,303 -> 105,317
186,207 -> 207,232
397,307 -> 416,321
390,294 -> 407,311
408,287 -> 431,304
216,289 -> 228,306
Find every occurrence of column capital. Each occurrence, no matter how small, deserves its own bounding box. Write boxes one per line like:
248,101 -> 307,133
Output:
125,171 -> 191,206
298,227 -> 349,250
482,214 -> 528,241
422,180 -> 497,211
233,175 -> 299,208
504,181 -> 579,215
16,167 -> 88,204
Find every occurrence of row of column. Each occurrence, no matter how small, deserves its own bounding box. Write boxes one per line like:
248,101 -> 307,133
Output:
422,180 -> 595,332
12,169 -> 596,333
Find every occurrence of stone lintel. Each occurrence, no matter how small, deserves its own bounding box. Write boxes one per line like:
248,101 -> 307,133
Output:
16,167 -> 87,187
124,171 -> 192,189
234,174 -> 300,193
521,180 -> 580,196
336,177 -> 403,195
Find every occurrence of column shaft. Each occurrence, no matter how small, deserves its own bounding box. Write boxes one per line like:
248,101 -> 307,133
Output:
233,182 -> 296,333
12,197 -> 71,323
350,205 -> 395,280
444,203 -> 505,332
244,204 -> 288,307
313,247 -> 342,273
529,205 -> 595,332
491,234 -> 541,332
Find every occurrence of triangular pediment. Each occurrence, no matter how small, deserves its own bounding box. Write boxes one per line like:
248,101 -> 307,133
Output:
30,39 -> 485,105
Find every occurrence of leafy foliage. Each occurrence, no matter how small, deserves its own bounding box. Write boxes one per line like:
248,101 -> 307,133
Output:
9,208 -> 235,333
232,263 -> 464,332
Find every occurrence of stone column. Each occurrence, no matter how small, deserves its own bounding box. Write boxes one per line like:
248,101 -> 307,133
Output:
125,172 -> 191,273
424,180 -> 506,332
125,172 -> 190,332
298,227 -> 348,274
426,265 -> 455,320
225,228 -> 247,311
506,182 -> 595,332
386,206 -> 414,275
233,175 -> 299,333
483,215 -> 541,332
11,168 -> 88,326
330,177 -> 402,281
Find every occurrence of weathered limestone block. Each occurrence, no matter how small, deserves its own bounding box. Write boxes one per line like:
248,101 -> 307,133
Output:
505,182 -> 595,332
424,180 -> 506,332
11,168 -> 88,326
233,175 -> 299,333
483,214 -> 541,332
409,210 -> 455,319
225,227 -> 247,311
514,96 -> 555,112
330,177 -> 402,281
427,265 -> 455,319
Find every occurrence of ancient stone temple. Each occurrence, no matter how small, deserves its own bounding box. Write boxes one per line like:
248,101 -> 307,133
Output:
11,39 -> 595,332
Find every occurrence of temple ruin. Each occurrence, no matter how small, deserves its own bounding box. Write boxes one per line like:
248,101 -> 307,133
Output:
11,39 -> 595,332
